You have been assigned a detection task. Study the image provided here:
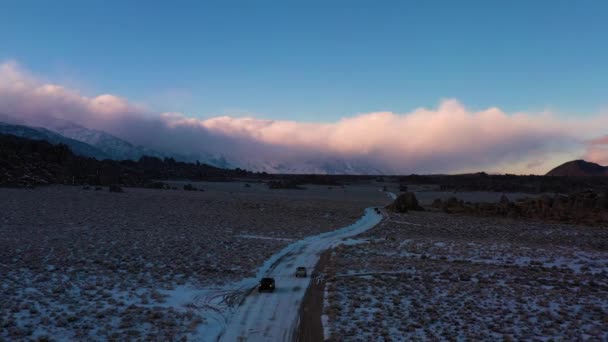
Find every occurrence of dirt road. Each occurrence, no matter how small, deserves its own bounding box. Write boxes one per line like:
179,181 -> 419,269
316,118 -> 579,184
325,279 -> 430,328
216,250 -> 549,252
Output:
217,207 -> 383,342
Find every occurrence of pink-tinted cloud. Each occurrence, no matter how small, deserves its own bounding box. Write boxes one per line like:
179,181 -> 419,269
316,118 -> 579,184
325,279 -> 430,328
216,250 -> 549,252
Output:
0,61 -> 141,127
0,60 -> 604,174
583,136 -> 608,165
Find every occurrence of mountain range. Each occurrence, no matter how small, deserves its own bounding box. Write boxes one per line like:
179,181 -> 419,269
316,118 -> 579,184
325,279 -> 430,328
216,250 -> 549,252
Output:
4,112 -> 608,177
0,121 -> 110,160
0,114 -> 238,167
5,113 -> 607,176
45,119 -> 167,161
0,114 -> 382,174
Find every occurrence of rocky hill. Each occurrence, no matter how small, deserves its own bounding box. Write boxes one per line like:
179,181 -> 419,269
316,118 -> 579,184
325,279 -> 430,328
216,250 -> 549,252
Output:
546,160 -> 608,177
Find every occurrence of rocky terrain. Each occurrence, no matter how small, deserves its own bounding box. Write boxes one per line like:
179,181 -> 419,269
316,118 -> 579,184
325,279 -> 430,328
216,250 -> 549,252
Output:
432,191 -> 608,227
323,210 -> 608,341
0,184 -> 381,341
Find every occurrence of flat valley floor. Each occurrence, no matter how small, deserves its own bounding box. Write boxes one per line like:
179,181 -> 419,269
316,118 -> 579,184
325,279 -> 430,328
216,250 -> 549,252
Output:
1,181 -> 607,341
323,211 -> 608,341
0,181 -> 388,341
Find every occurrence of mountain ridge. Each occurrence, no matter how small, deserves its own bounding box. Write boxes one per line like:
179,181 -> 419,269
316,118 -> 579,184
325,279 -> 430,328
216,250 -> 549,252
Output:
0,115 -> 383,174
0,115 -> 234,168
44,119 -> 168,161
0,122 -> 110,160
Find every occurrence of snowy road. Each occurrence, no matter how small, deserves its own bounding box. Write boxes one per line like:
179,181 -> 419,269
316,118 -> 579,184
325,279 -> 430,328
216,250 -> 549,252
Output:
217,207 -> 383,342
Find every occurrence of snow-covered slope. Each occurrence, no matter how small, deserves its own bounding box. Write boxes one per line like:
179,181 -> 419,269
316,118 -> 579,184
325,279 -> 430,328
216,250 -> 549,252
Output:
0,122 -> 110,159
242,158 -> 386,175
42,119 -> 235,168
44,120 -> 167,160
0,114 -> 235,167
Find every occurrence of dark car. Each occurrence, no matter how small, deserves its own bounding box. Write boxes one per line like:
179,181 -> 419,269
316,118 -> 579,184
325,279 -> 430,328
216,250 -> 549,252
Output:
295,267 -> 307,278
258,277 -> 276,292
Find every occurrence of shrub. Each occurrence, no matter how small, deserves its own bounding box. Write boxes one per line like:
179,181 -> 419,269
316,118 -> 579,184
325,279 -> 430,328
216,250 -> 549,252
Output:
183,184 -> 197,191
109,184 -> 123,193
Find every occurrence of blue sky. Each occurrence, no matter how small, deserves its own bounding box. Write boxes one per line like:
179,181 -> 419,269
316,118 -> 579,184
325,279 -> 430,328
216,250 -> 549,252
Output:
1,0 -> 607,122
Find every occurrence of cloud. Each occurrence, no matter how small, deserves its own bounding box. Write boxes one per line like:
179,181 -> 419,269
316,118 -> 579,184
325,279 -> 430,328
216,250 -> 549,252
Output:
0,61 -> 141,127
583,135 -> 608,165
0,60 -> 604,174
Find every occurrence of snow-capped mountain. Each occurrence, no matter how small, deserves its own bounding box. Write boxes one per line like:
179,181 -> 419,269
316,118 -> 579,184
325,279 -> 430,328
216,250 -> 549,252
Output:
38,118 -> 235,168
0,114 -> 235,168
242,158 -> 386,175
0,122 -> 110,160
0,114 -> 385,174
45,120 -> 166,161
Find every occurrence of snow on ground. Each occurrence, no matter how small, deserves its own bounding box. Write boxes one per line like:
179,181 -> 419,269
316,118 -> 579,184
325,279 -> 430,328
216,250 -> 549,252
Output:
236,234 -> 294,242
380,189 -> 397,200
323,211 -> 608,341
0,184 -> 386,341
216,207 -> 383,342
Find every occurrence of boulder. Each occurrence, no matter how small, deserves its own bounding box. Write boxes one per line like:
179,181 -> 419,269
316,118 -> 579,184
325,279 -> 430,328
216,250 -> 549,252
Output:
387,192 -> 424,213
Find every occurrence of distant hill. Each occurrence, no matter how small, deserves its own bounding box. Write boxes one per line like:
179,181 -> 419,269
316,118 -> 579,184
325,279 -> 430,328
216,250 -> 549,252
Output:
546,160 -> 608,177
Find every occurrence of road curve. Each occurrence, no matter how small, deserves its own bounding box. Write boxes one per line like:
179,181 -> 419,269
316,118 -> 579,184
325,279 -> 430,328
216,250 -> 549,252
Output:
218,207 -> 383,342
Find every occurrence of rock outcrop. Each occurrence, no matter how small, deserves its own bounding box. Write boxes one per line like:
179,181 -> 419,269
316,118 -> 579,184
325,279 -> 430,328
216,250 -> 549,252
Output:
432,191 -> 608,225
387,192 -> 424,213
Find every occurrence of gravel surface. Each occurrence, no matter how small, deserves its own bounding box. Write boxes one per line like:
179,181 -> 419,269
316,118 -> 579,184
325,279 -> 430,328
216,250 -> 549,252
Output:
324,211 -> 608,341
0,183 -> 385,341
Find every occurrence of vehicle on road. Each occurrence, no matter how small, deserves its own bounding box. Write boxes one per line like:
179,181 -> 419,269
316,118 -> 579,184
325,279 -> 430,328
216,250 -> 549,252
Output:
295,266 -> 307,278
258,277 -> 276,292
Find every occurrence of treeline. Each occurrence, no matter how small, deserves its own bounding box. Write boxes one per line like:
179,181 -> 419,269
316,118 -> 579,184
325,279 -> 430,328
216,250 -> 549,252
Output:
0,134 -> 253,188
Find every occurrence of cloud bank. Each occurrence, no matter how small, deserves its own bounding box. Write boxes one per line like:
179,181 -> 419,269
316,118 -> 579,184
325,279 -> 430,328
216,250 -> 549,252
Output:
584,136 -> 608,166
0,60 -> 605,174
